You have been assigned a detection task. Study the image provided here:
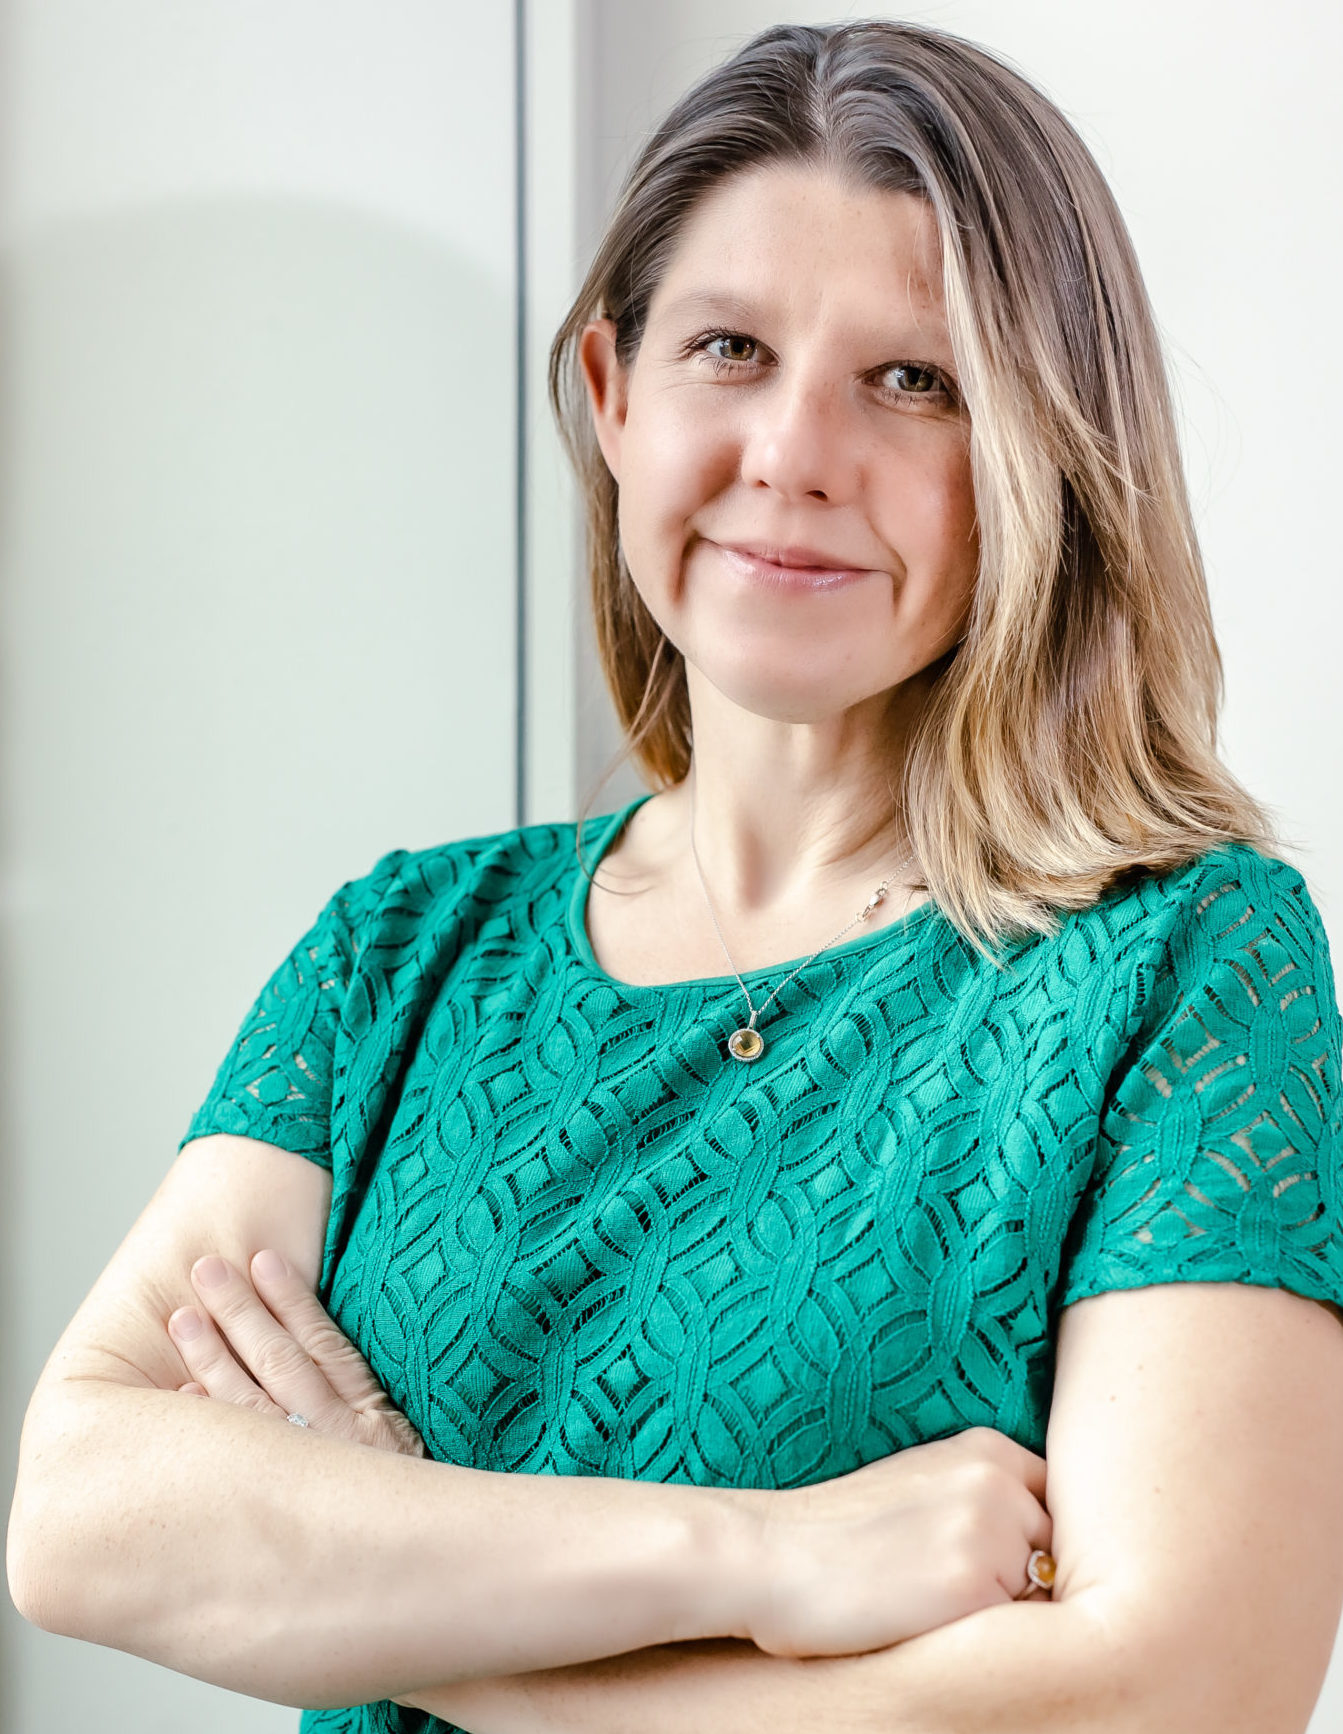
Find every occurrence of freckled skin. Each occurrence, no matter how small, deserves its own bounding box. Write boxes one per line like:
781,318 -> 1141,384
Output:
579,163 -> 980,730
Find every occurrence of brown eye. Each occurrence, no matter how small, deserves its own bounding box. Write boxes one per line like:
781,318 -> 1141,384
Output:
884,363 -> 941,394
706,333 -> 759,363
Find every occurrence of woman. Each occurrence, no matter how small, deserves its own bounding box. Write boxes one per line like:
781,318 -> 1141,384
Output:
10,18 -> 1343,1734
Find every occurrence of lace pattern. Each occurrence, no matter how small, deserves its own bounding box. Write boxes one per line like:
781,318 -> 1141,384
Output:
181,804 -> 1343,1734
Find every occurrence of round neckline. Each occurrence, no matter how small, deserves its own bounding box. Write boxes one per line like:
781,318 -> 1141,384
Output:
566,791 -> 941,993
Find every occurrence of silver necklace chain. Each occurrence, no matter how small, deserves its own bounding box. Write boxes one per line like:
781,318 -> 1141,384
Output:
688,792 -> 907,1063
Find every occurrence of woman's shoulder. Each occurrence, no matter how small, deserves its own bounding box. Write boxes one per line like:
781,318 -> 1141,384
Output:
1066,837 -> 1326,949
1056,838 -> 1339,1042
376,811 -> 583,893
976,840 -> 1336,1046
320,805 -> 630,949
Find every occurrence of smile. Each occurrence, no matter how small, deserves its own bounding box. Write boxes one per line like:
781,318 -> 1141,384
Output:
712,542 -> 880,592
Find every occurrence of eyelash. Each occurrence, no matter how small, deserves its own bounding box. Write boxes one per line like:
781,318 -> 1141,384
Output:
681,327 -> 959,407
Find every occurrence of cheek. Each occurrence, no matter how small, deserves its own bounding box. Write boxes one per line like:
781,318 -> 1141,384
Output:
878,439 -> 978,647
610,404 -> 739,671
886,437 -> 978,587
617,400 -> 737,580
947,457 -> 979,564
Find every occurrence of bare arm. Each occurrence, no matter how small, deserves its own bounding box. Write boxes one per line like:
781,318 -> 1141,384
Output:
4,1134 -> 749,1708
8,1132 -> 1054,1711
390,1610 -> 1111,1734
397,1280 -> 1343,1734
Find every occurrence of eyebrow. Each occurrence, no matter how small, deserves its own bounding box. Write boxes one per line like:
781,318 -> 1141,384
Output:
654,288 -> 952,354
657,290 -> 765,325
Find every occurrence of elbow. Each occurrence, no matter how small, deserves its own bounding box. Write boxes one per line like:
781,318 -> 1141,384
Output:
7,1500 -> 131,1649
6,1495 -> 43,1627
7,1531 -> 68,1639
1068,1589 -> 1317,1734
7,1475 -> 84,1638
7,1385 -> 146,1645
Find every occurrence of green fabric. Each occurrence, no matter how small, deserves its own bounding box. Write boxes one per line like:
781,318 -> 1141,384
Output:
182,794 -> 1343,1734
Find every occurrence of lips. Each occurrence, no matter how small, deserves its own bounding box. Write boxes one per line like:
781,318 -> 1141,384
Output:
720,540 -> 865,571
710,539 -> 877,591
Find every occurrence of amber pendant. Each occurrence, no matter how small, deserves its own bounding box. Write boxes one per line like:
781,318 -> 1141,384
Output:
727,1026 -> 765,1063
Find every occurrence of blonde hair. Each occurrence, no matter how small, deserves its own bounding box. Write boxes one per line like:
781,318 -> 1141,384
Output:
548,19 -> 1276,955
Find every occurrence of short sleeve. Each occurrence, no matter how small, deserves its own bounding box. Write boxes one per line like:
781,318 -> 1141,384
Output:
1058,848 -> 1343,1312
179,849 -> 406,1169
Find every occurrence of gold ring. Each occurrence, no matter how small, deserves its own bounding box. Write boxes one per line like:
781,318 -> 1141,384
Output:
1020,1548 -> 1056,1596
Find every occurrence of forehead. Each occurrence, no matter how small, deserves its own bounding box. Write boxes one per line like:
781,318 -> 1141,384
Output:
648,162 -> 947,332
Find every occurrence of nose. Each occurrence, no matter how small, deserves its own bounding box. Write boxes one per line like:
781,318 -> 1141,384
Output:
737,370 -> 857,504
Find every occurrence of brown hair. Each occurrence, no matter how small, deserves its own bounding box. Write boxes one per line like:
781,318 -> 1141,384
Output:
548,18 -> 1276,954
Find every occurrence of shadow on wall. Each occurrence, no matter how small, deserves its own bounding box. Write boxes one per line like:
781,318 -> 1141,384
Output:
1,194 -> 517,862
0,196 -> 515,1732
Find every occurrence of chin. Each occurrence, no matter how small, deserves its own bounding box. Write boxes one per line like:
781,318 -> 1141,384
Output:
693,663 -> 890,724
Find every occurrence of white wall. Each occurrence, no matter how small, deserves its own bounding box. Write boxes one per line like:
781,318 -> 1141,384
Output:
0,3 -> 519,1726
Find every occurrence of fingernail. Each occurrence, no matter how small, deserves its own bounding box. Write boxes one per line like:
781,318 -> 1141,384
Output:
193,1256 -> 229,1288
253,1249 -> 288,1281
171,1308 -> 204,1340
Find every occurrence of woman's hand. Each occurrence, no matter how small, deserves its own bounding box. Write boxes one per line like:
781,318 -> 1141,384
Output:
167,1250 -> 426,1458
168,1258 -> 1047,1660
729,1426 -> 1053,1658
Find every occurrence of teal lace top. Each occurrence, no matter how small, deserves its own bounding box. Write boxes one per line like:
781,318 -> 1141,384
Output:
181,794 -> 1343,1734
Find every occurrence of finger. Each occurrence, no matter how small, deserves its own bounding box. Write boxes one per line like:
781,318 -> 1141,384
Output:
995,1491 -> 1054,1602
178,1381 -> 209,1396
168,1304 -> 287,1418
995,1437 -> 1048,1503
190,1255 -> 345,1428
1019,1452 -> 1047,1504
1014,1547 -> 1057,1601
249,1250 -> 393,1415
963,1428 -> 1048,1503
1009,1513 -> 1056,1601
1006,1478 -> 1054,1557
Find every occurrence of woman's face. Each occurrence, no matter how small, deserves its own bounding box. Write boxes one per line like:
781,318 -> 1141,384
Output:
580,163 -> 979,727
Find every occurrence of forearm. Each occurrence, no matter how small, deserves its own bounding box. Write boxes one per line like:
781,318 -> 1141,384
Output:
403,1599 -> 1173,1734
7,1378 -> 750,1708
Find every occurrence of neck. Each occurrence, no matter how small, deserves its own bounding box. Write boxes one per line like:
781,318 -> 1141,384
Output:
658,667 -> 932,916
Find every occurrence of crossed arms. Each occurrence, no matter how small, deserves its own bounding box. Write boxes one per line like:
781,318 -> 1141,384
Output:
9,1133 -> 1343,1732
